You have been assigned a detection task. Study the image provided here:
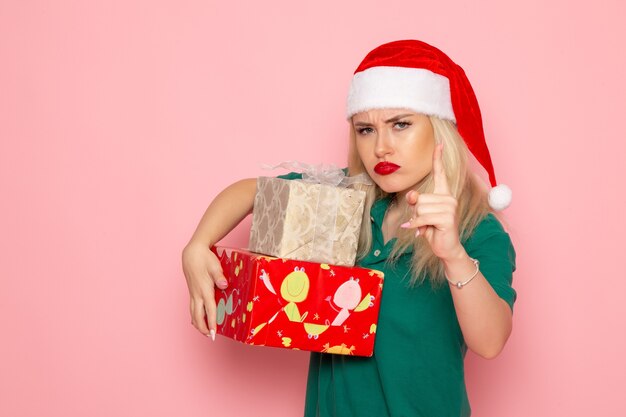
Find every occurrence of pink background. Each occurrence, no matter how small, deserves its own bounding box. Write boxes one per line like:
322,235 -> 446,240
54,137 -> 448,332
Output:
1,1 -> 625,416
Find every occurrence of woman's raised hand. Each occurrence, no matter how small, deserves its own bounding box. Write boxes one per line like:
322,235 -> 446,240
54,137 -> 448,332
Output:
402,143 -> 464,261
182,242 -> 229,340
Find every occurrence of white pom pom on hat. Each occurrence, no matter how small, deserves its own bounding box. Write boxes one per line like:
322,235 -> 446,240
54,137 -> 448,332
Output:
488,184 -> 512,211
347,40 -> 512,210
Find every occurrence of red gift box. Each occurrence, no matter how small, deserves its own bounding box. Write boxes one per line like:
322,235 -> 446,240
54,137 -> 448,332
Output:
212,246 -> 385,357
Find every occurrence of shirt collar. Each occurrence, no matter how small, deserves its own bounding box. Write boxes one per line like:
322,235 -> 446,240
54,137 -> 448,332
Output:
368,196 -> 413,256
370,195 -> 392,227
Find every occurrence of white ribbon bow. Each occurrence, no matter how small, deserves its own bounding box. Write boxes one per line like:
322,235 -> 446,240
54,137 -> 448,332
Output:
261,161 -> 372,187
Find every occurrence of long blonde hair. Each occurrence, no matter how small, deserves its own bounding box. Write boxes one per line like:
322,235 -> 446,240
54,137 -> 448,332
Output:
347,116 -> 491,286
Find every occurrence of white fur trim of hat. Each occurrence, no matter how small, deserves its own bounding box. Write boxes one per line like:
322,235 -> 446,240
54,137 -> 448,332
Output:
346,66 -> 456,121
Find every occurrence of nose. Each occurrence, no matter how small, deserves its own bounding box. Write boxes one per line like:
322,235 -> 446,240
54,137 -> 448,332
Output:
374,128 -> 393,159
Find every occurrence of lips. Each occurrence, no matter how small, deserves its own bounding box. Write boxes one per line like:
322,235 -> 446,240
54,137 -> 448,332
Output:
374,161 -> 400,175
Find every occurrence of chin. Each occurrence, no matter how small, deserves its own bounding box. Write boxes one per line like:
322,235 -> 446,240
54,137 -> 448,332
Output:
372,174 -> 425,195
371,177 -> 407,194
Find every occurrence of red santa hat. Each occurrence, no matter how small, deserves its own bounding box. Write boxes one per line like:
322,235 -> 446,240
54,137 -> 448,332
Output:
346,39 -> 511,210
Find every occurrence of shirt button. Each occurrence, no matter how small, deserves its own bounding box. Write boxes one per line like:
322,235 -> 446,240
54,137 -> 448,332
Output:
373,249 -> 381,257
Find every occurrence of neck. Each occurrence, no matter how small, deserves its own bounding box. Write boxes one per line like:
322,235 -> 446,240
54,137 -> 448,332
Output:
385,195 -> 409,223
388,193 -> 409,213
382,195 -> 406,243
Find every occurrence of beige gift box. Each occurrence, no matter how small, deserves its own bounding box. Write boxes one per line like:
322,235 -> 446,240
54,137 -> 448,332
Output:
248,176 -> 366,266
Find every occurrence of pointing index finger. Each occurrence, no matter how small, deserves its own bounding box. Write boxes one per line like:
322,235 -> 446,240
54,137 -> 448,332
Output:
432,143 -> 450,195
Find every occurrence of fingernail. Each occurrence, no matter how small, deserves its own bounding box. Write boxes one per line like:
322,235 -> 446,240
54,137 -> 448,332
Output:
218,280 -> 228,289
210,329 -> 216,341
400,222 -> 412,229
415,229 -> 420,237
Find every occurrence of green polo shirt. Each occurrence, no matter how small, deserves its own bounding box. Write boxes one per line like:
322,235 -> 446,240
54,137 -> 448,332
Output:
276,173 -> 517,417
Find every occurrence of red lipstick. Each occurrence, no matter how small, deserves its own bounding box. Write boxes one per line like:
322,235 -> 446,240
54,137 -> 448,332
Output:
374,162 -> 400,175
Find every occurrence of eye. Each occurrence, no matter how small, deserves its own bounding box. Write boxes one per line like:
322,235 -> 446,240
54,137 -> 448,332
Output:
394,121 -> 412,129
356,127 -> 374,135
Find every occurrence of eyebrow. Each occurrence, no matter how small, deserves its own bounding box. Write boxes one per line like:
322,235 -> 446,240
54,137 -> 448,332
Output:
353,114 -> 414,127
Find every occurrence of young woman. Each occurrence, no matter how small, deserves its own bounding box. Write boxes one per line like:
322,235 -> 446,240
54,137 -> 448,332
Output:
183,39 -> 516,417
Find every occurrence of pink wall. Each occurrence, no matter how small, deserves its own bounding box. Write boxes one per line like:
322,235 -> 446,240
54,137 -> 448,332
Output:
2,1 -> 624,416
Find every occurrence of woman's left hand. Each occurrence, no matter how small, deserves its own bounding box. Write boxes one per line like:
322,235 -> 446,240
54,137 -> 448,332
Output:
402,143 -> 464,261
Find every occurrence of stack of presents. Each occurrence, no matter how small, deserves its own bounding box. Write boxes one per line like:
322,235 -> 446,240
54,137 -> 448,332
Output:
213,167 -> 385,357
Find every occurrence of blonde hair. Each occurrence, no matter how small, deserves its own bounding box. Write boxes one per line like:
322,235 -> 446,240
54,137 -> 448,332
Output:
347,116 -> 491,287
